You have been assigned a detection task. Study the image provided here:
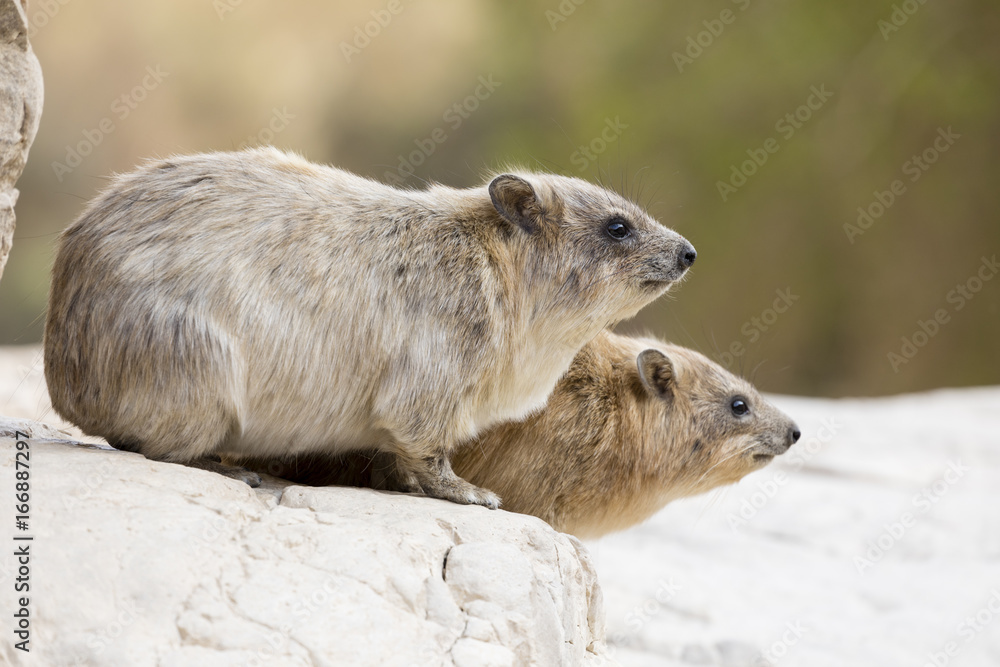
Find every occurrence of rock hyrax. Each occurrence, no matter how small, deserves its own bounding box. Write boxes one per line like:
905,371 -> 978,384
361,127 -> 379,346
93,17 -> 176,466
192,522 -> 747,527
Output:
243,330 -> 799,536
44,147 -> 695,508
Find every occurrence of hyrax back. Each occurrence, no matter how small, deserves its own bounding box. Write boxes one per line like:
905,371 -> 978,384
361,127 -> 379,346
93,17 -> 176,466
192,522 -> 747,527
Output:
44,147 -> 695,507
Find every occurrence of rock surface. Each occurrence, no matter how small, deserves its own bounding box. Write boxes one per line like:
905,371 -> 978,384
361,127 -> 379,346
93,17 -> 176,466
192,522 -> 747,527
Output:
0,0 -> 44,282
0,435 -> 614,666
592,387 -> 1000,667
2,346 -> 997,666
2,348 -> 614,666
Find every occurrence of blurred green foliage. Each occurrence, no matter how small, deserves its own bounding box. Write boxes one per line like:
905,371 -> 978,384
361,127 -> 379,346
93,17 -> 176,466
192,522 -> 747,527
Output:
3,0 -> 998,396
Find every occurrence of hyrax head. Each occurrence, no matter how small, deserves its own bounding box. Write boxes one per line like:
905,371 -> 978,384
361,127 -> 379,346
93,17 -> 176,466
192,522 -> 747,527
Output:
631,341 -> 800,496
487,172 -> 696,323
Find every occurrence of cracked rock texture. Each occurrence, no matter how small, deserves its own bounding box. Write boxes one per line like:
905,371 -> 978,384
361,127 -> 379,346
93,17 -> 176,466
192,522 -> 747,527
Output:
4,348 -> 998,666
0,436 -> 615,666
0,0 -> 44,282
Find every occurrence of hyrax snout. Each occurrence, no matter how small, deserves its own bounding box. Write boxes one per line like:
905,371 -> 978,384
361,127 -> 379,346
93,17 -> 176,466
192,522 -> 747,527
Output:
239,330 -> 799,537
44,147 -> 693,507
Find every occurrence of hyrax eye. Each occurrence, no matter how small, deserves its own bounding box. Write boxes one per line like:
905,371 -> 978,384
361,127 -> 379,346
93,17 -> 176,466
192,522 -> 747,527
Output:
730,398 -> 750,416
605,216 -> 631,240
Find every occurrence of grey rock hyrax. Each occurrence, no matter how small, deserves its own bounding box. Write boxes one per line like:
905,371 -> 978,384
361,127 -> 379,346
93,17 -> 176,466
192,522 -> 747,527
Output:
44,147 -> 696,508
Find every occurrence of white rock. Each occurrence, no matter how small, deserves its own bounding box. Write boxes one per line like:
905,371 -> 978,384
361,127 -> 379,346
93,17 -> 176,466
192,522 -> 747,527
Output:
0,437 -> 616,666
2,346 -> 997,666
451,638 -> 514,667
592,387 -> 1000,667
0,0 -> 44,282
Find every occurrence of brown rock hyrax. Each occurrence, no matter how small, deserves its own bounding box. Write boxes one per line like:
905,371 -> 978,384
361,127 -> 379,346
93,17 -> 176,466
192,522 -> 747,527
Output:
242,330 -> 800,537
44,147 -> 695,508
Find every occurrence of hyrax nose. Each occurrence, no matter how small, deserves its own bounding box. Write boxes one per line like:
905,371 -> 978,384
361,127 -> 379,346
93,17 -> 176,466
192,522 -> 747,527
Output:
788,425 -> 801,445
677,241 -> 697,270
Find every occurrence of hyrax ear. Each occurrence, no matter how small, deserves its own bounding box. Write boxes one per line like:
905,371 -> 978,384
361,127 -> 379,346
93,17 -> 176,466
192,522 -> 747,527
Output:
637,349 -> 675,399
489,174 -> 542,233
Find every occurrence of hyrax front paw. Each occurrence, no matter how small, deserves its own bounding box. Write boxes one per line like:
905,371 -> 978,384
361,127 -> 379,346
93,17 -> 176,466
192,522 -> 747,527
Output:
436,479 -> 501,510
468,486 -> 502,510
406,453 -> 501,509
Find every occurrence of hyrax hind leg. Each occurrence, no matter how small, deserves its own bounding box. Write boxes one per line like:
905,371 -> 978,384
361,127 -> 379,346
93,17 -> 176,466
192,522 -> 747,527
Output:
96,316 -> 260,486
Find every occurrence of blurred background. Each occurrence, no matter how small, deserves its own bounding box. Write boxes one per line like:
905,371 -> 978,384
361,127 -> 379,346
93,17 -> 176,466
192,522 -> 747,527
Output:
2,0 -> 998,397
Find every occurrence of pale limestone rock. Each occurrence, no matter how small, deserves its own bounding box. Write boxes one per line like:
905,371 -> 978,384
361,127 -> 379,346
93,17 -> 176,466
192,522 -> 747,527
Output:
0,0 -> 44,282
4,347 -> 997,665
0,436 -> 616,666
0,414 -> 73,440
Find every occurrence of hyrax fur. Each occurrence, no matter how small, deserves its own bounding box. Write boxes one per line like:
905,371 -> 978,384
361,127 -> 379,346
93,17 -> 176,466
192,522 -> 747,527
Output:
242,330 -> 800,537
44,147 -> 695,508
452,331 -> 801,534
